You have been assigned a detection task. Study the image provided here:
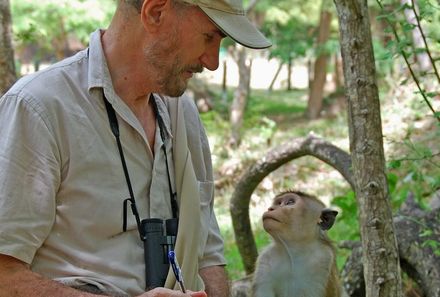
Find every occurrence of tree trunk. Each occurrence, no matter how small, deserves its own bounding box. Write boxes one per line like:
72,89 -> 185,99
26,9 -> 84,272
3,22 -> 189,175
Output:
229,45 -> 250,148
0,0 -> 16,96
222,59 -> 228,101
268,62 -> 283,92
306,0 -> 332,119
287,58 -> 292,91
229,134 -> 354,274
341,193 -> 440,297
247,58 -> 253,97
334,1 -> 403,297
334,53 -> 343,90
401,0 -> 431,72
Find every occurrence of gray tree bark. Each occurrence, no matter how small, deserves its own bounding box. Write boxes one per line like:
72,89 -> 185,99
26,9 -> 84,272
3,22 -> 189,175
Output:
342,193 -> 440,297
334,0 -> 403,296
0,0 -> 16,96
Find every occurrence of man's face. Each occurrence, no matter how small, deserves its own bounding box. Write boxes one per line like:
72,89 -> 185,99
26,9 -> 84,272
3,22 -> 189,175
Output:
144,5 -> 225,97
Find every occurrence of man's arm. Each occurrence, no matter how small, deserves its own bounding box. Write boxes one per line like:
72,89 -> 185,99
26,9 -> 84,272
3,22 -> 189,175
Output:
199,266 -> 230,297
0,254 -> 105,297
0,254 -> 206,297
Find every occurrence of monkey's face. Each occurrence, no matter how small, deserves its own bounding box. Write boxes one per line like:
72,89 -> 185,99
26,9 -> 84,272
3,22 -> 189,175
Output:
262,193 -> 323,241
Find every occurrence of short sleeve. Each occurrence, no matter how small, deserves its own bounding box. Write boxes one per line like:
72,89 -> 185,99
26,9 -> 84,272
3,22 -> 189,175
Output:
0,92 -> 60,264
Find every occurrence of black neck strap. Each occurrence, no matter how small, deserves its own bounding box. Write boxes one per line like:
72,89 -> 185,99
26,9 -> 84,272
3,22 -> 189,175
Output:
102,92 -> 178,236
149,96 -> 179,219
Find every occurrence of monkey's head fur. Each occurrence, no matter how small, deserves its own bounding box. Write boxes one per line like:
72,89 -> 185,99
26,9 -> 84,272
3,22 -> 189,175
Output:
262,190 -> 338,244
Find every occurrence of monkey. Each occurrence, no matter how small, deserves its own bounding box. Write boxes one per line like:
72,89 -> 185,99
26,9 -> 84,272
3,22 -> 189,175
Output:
251,190 -> 341,297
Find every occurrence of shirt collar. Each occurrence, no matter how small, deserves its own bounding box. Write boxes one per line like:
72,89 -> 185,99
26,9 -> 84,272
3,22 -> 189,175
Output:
87,29 -> 113,93
151,94 -> 173,140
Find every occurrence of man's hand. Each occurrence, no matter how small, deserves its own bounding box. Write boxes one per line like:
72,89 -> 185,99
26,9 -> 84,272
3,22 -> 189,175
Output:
199,266 -> 229,297
137,288 -> 207,297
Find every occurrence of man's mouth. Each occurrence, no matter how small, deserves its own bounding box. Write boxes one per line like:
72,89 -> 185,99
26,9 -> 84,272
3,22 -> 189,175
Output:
183,71 -> 193,79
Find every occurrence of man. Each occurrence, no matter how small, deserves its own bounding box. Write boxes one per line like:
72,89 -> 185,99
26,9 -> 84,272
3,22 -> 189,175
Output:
0,0 -> 270,296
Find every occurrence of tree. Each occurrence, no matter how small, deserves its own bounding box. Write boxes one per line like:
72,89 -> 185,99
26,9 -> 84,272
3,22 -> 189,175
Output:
262,3 -> 315,91
342,193 -> 440,297
334,0 -> 403,296
228,2 -> 266,148
11,0 -> 115,66
0,0 -> 16,96
229,44 -> 252,148
306,0 -> 333,119
401,0 -> 431,72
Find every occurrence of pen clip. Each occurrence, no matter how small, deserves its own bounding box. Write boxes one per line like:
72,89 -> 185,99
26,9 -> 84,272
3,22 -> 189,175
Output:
168,250 -> 186,293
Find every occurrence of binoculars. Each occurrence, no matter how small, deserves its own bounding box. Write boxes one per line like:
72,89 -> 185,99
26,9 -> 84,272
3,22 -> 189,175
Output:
141,218 -> 178,290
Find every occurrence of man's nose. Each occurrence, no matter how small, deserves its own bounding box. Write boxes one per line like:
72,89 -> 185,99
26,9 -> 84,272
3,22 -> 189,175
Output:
199,41 -> 221,71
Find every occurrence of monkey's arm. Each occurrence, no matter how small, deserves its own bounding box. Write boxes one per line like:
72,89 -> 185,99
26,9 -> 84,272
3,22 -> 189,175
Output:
251,281 -> 276,297
251,253 -> 276,297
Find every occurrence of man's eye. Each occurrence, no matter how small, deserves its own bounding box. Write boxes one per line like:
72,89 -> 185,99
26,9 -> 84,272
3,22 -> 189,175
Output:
204,33 -> 214,42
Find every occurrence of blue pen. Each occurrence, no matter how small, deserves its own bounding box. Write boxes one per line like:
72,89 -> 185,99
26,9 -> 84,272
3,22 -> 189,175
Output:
168,250 -> 186,293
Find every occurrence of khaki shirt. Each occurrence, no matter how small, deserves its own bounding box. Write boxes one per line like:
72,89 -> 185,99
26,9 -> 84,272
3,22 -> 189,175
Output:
0,29 -> 225,296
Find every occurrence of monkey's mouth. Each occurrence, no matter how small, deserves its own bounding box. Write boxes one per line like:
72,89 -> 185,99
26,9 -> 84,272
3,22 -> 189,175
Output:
262,214 -> 281,222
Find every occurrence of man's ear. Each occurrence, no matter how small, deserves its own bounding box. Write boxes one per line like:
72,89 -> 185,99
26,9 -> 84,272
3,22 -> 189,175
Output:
140,0 -> 170,29
318,209 -> 338,230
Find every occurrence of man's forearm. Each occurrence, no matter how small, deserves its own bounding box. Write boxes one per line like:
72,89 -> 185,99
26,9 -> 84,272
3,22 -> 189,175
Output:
0,254 -> 209,297
0,254 -> 104,297
199,266 -> 230,297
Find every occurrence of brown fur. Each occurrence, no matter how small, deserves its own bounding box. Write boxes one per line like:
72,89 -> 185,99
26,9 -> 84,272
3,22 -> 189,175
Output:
252,190 -> 341,297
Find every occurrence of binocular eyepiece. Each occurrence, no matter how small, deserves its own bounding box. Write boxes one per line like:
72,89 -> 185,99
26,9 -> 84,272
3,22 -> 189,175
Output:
141,218 -> 178,290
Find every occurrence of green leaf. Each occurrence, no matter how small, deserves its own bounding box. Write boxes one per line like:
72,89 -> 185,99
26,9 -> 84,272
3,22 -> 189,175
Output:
422,239 -> 439,249
400,78 -> 410,85
420,229 -> 433,237
388,160 -> 402,169
402,23 -> 416,32
414,47 -> 428,54
387,173 -> 399,194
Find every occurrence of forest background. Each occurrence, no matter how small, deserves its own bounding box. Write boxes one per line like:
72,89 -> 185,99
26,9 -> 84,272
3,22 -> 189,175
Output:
0,0 -> 439,296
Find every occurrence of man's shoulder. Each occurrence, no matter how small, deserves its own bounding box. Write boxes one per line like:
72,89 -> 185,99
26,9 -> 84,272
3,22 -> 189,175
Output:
7,49 -> 89,100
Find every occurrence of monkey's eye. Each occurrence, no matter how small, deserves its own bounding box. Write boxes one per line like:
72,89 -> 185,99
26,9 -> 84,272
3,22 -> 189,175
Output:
272,199 -> 283,206
285,198 -> 296,205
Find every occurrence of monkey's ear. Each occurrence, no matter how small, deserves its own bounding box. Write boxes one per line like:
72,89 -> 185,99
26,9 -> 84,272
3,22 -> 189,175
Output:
318,209 -> 338,230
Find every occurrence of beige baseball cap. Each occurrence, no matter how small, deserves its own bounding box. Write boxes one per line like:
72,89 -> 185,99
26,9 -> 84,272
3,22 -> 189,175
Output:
182,0 -> 272,49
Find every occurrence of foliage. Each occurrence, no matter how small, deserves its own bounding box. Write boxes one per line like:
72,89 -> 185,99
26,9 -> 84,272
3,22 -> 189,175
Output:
375,0 -> 440,121
11,0 -> 115,63
221,225 -> 270,280
258,0 -> 332,63
387,131 -> 440,209
208,82 -> 438,279
263,17 -> 314,63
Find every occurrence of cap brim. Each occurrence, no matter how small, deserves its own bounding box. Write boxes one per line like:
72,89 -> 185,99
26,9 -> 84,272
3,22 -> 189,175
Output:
199,6 -> 272,49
